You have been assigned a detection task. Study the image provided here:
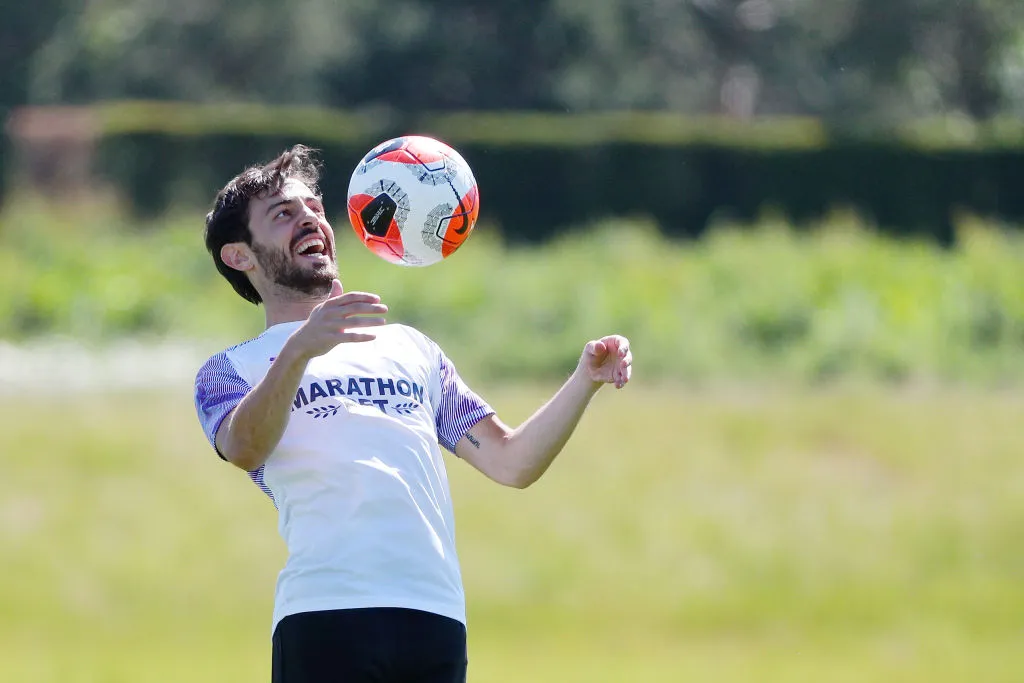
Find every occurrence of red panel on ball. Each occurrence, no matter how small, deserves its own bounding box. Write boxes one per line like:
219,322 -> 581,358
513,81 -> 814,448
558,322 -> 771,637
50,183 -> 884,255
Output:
347,193 -> 374,240
441,184 -> 480,258
348,193 -> 406,263
364,230 -> 406,264
374,150 -> 418,165
403,137 -> 448,165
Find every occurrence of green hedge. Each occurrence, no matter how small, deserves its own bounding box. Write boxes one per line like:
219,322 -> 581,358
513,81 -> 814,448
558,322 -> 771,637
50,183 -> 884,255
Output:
2,196 -> 1023,384
93,136 -> 1024,247
86,102 -> 1024,151
9,102 -> 1024,243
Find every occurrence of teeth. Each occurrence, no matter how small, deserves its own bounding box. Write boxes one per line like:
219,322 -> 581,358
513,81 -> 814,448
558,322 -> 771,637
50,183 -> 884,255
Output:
295,238 -> 326,255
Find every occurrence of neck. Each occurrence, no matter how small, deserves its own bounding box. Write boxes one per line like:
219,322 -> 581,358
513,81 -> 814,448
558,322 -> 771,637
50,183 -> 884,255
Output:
263,300 -> 322,328
261,285 -> 328,328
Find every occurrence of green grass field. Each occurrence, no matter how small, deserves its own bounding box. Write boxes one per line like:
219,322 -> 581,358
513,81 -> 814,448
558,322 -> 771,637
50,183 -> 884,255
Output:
2,382 -> 1022,682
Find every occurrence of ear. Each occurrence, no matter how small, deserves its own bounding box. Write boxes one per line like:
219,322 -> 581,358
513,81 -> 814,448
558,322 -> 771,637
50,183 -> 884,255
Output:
220,243 -> 255,272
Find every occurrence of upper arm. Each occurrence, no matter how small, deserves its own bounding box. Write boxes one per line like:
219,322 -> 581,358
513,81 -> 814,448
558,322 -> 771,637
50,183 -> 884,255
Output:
454,413 -> 519,485
194,352 -> 252,461
432,343 -> 495,452
213,412 -> 235,462
421,333 -> 522,485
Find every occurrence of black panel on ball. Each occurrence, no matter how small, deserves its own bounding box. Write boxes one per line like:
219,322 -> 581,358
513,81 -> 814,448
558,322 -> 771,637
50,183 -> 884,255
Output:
361,193 -> 398,236
362,137 -> 405,164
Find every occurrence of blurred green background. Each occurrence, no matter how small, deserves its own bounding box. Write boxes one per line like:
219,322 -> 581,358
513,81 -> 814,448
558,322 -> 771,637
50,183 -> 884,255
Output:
2,1 -> 1024,682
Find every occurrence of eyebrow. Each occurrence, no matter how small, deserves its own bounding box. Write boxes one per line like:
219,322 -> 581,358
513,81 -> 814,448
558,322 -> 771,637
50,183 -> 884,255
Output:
265,198 -> 293,217
266,195 -> 324,217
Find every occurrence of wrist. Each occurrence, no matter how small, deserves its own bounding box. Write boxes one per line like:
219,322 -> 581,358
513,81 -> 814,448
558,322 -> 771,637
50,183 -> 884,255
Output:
571,364 -> 603,394
279,333 -> 314,368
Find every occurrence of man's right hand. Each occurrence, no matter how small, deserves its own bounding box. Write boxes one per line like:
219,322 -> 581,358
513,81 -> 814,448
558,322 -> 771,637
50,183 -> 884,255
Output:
289,279 -> 388,360
216,279 -> 387,470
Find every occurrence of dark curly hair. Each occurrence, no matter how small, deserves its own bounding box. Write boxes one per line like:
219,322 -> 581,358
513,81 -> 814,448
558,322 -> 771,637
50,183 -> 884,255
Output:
204,145 -> 323,305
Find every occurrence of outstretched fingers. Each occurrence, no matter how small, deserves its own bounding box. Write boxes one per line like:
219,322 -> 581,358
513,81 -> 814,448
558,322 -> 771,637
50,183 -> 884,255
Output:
319,291 -> 383,308
337,331 -> 379,343
310,295 -> 389,346
613,339 -> 632,389
317,301 -> 388,323
341,302 -> 389,317
339,316 -> 388,329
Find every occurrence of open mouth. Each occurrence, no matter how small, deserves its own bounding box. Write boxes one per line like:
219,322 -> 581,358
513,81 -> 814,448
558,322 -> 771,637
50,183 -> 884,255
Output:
292,232 -> 331,262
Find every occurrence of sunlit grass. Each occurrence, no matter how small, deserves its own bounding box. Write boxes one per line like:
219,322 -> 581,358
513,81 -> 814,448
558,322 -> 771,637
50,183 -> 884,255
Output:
2,383 -> 1022,682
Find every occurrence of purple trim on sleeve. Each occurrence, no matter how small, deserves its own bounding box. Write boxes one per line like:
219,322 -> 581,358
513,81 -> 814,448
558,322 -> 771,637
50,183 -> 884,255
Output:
248,465 -> 275,504
435,348 -> 494,453
194,351 -> 251,454
194,352 -> 276,505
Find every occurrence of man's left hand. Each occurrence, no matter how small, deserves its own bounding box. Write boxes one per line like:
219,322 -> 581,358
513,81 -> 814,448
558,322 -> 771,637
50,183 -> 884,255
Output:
578,335 -> 632,389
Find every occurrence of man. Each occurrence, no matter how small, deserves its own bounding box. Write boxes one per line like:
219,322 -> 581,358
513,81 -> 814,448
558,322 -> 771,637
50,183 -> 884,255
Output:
194,145 -> 632,683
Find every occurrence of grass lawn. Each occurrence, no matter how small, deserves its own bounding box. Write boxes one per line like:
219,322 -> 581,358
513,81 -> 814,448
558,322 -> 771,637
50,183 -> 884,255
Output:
1,382 -> 1022,682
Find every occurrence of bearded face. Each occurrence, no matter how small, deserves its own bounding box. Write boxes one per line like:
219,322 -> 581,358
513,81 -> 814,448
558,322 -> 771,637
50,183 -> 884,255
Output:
251,235 -> 337,298
225,179 -> 340,302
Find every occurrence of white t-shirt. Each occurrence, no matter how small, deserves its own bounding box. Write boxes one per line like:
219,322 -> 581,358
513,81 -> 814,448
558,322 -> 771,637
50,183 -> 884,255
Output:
193,322 -> 493,634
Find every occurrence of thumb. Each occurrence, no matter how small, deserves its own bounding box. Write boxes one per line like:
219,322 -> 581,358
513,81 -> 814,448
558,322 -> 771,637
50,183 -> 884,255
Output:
329,279 -> 344,298
585,340 -> 607,357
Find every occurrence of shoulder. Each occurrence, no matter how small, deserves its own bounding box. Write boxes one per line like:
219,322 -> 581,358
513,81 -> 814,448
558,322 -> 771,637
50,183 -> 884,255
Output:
194,348 -> 249,396
195,346 -> 240,381
197,326 -> 291,376
377,323 -> 441,358
194,333 -> 270,387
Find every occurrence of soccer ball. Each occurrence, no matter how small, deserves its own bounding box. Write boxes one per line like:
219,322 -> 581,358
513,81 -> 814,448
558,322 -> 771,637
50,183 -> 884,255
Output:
346,135 -> 480,267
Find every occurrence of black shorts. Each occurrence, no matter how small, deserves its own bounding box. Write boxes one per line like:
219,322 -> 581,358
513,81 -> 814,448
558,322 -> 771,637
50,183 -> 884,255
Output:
271,607 -> 467,683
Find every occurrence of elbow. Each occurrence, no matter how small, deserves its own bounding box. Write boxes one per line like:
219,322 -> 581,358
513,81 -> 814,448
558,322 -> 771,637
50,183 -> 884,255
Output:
214,412 -> 275,472
484,463 -> 535,489
220,440 -> 267,473
231,454 -> 264,473
503,469 -> 540,490
225,451 -> 262,473
498,448 -> 555,489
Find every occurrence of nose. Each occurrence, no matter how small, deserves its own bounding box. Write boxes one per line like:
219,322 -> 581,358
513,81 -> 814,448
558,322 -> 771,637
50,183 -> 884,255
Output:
299,204 -> 319,228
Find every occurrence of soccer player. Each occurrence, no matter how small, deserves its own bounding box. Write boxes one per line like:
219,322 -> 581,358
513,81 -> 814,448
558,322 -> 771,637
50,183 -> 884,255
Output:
193,145 -> 632,683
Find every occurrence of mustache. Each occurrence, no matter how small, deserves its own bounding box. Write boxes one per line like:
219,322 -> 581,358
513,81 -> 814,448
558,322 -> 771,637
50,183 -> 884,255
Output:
290,227 -> 321,251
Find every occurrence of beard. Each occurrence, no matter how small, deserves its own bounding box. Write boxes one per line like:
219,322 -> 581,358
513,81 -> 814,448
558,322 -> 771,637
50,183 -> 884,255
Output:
251,240 -> 337,298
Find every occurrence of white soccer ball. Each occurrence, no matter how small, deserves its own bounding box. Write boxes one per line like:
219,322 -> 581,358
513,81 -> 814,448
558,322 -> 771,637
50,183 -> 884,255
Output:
346,135 -> 481,267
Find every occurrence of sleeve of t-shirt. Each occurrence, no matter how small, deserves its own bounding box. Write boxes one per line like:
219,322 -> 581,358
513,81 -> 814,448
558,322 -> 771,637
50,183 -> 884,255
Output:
194,351 -> 252,459
433,345 -> 495,454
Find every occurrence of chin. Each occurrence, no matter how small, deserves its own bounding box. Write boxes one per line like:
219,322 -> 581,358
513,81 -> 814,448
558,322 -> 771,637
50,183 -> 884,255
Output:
297,260 -> 334,279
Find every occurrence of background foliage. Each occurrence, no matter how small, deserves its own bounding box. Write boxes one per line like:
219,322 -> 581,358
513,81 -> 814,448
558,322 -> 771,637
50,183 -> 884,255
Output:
82,113 -> 1024,243
5,0 -> 1024,120
6,1 -> 1024,240
3,198 -> 1023,385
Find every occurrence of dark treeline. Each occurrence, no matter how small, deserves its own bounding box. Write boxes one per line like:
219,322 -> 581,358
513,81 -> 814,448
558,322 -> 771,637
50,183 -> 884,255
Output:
95,122 -> 1024,245
5,0 -> 1024,121
4,1 -> 1024,240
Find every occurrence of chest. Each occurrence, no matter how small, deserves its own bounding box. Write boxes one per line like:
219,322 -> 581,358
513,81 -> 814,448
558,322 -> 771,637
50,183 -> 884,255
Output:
245,336 -> 437,428
293,358 -> 432,420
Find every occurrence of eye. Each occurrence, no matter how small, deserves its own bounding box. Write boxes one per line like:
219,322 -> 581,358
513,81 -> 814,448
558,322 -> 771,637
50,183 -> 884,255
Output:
275,208 -> 292,219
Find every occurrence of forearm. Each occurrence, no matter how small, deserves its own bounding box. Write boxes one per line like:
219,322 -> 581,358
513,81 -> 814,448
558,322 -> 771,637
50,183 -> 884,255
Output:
502,367 -> 602,487
218,339 -> 310,471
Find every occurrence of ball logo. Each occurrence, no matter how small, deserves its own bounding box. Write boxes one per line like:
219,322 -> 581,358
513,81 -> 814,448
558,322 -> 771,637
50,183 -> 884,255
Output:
360,194 -> 398,237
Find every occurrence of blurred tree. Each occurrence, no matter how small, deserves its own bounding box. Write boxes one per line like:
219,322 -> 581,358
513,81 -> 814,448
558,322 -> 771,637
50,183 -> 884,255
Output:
28,0 -> 366,104
321,0 -> 568,109
15,0 -> 1024,121
0,0 -> 65,113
